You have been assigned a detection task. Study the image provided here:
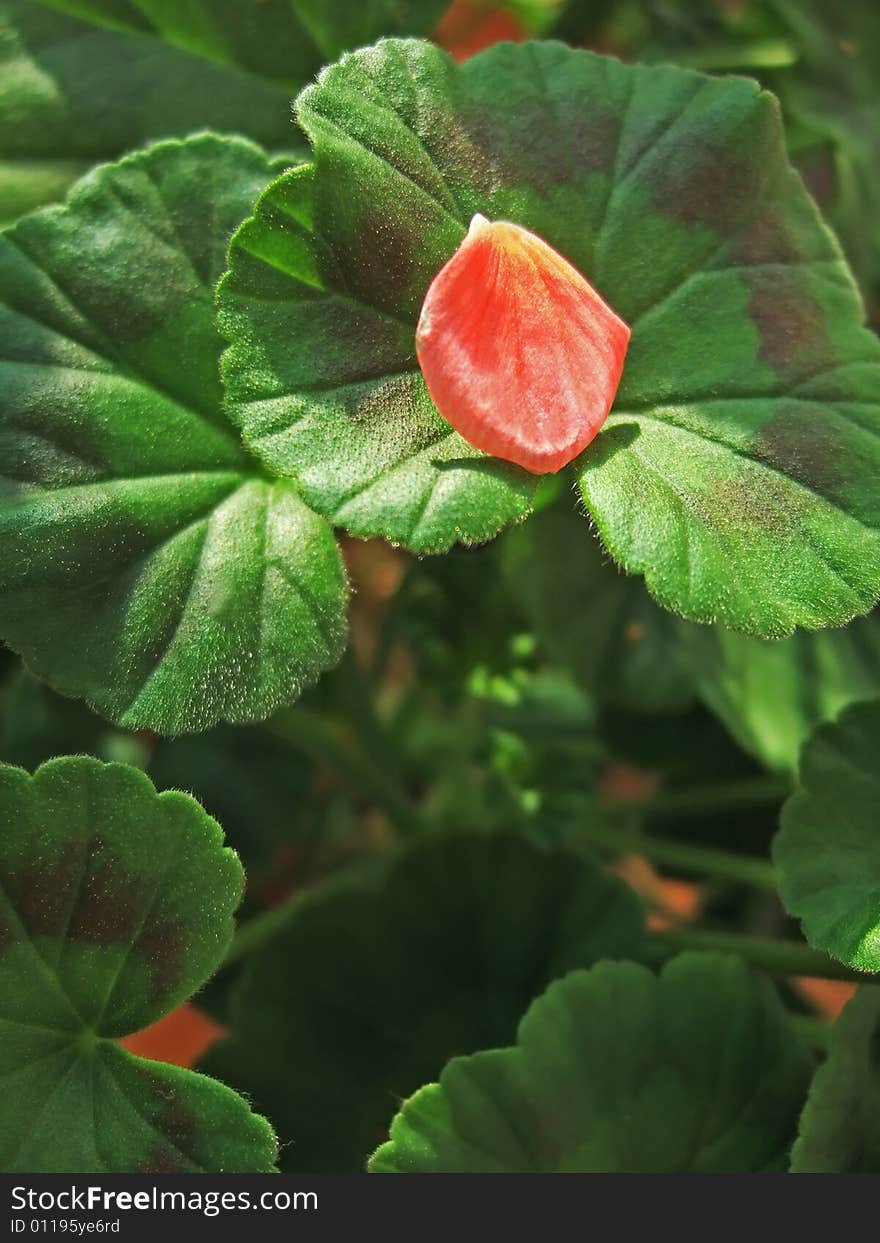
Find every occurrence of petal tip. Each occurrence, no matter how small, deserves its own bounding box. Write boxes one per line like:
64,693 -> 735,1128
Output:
468,212 -> 491,237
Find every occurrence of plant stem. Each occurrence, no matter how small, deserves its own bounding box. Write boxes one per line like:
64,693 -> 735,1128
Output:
265,706 -> 422,837
648,928 -> 872,984
633,775 -> 792,820
580,820 -> 779,889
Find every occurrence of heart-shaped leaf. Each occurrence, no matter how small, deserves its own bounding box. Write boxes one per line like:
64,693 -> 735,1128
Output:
774,699 -> 880,971
219,37 -> 880,634
0,755 -> 276,1172
203,832 -> 643,1170
370,953 -> 814,1172
0,133 -> 348,734
791,987 -> 880,1172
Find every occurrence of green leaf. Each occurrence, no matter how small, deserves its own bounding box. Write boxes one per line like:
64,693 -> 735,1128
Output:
221,37 -> 880,632
203,832 -> 643,1171
501,503 -> 695,711
0,0 -> 304,225
774,698 -> 880,971
787,95 -> 880,315
791,987 -> 880,1172
689,612 -> 880,773
35,0 -> 448,85
0,133 -> 348,734
370,953 -> 814,1172
554,0 -> 880,310
0,755 -> 276,1172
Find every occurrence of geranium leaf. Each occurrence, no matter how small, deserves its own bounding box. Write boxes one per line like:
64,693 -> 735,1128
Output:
202,833 -> 643,1170
0,0 -> 305,225
791,987 -> 880,1172
0,134 -> 348,734
0,755 -> 277,1172
370,953 -> 813,1172
689,612 -> 880,773
774,699 -> 880,971
221,37 -> 880,631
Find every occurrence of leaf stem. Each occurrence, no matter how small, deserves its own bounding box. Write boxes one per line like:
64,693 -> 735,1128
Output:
647,928 -> 872,984
579,820 -> 778,889
632,775 -> 792,819
265,705 -> 422,837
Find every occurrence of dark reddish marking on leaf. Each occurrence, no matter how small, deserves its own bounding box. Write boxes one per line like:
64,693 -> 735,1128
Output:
699,472 -> 801,536
0,910 -> 13,950
732,208 -> 804,267
745,271 -> 833,376
327,203 -> 421,316
67,858 -> 144,947
650,149 -> 764,233
156,1095 -> 198,1151
138,919 -> 186,1003
133,1068 -> 198,1173
753,404 -> 844,500
136,1147 -> 190,1174
795,144 -> 838,212
5,841 -> 88,940
444,99 -> 620,196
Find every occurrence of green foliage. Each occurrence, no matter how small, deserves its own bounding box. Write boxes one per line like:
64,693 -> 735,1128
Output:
502,498 -> 880,771
2,3 -> 880,1181
220,37 -> 880,637
575,0 -> 880,310
689,614 -> 880,773
1,0 -> 449,225
371,954 -> 813,1172
0,755 -> 276,1172
0,134 -> 348,733
35,0 -> 447,81
501,503 -> 695,711
774,699 -> 880,970
0,0 -> 301,225
203,833 -> 643,1170
792,987 -> 880,1172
